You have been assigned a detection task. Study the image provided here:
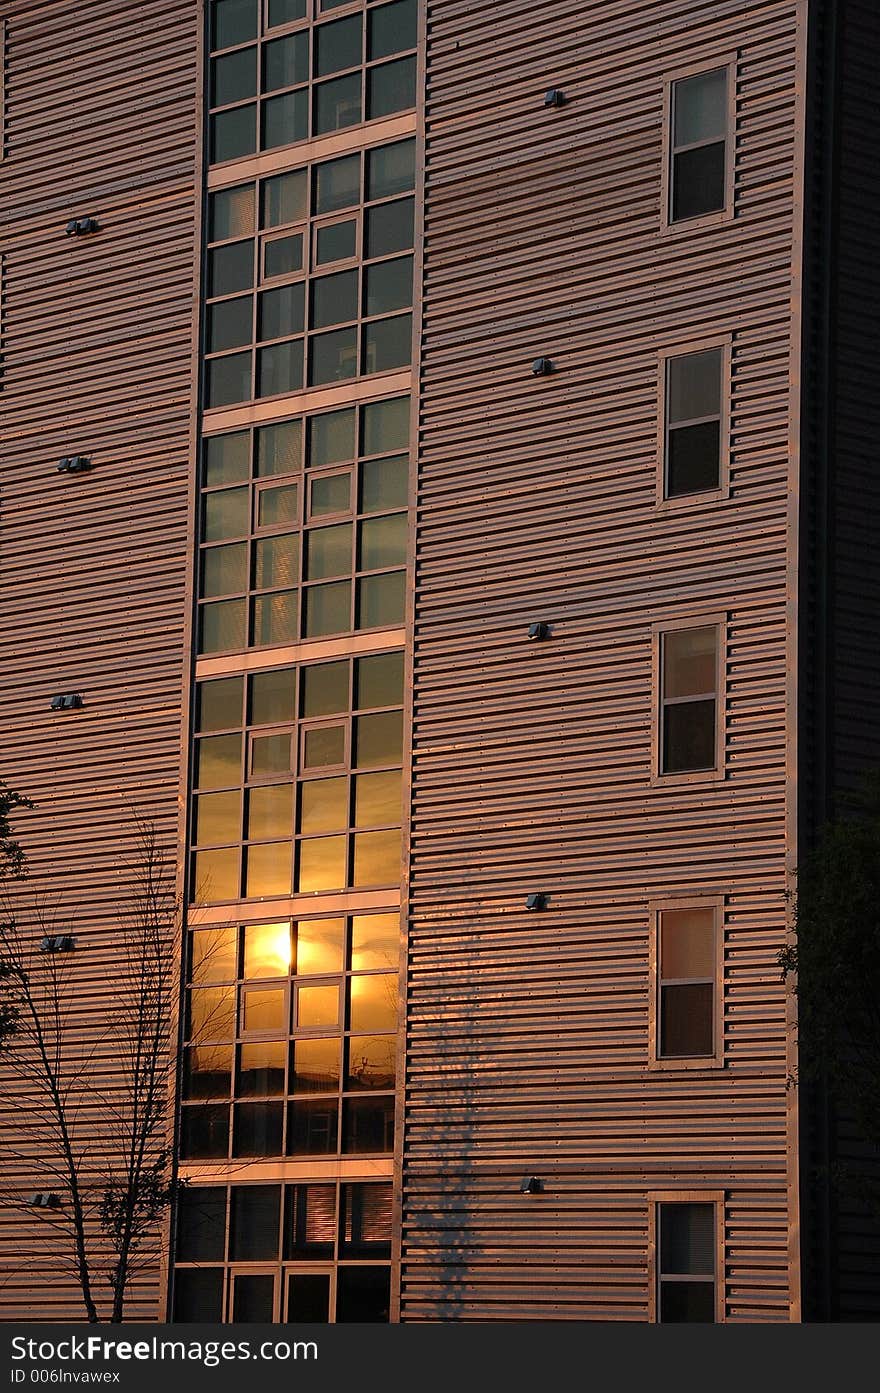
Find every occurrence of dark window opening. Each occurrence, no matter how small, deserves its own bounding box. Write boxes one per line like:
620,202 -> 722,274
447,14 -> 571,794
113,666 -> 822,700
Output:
660,626 -> 719,774
670,68 -> 728,222
657,1202 -> 716,1322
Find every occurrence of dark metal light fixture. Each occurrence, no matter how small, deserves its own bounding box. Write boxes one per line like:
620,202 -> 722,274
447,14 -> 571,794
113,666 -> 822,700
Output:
525,893 -> 548,911
528,622 -> 550,641
40,935 -> 75,953
531,357 -> 554,376
50,694 -> 84,711
543,89 -> 565,108
57,455 -> 92,474
30,1193 -> 62,1209
65,217 -> 99,236
519,1176 -> 543,1194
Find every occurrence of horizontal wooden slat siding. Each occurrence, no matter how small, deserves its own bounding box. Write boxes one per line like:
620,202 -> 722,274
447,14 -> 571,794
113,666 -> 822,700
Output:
403,0 -> 802,1320
0,0 -> 198,1321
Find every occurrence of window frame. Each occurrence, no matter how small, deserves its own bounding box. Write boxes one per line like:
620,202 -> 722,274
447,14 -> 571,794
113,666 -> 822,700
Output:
648,896 -> 724,1070
651,614 -> 726,785
660,57 -> 736,233
647,1192 -> 725,1323
656,335 -> 731,507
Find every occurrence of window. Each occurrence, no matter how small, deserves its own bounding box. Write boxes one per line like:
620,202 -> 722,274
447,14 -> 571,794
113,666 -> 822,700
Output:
668,66 -> 729,223
662,345 -> 726,498
651,1199 -> 720,1322
657,623 -> 721,776
650,902 -> 721,1065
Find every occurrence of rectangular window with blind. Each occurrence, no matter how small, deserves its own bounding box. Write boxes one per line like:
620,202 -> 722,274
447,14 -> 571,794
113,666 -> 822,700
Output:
649,1196 -> 722,1322
649,900 -> 722,1067
654,619 -> 724,778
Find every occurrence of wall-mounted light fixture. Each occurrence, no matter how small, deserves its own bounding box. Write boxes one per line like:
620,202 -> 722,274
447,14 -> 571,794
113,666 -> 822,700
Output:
40,935 -> 75,953
65,217 -> 99,236
528,622 -> 550,641
57,455 -> 92,474
519,1176 -> 544,1194
50,694 -> 84,712
531,357 -> 554,376
525,893 -> 548,911
543,89 -> 565,108
30,1193 -> 62,1209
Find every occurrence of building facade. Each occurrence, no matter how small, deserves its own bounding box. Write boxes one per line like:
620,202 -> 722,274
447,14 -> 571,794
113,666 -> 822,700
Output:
0,0 -> 878,1323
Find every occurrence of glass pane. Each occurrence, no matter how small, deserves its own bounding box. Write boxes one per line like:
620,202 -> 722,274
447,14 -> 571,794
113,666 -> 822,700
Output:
187,985 -> 236,1042
674,68 -> 727,146
303,724 -> 345,767
351,912 -> 399,970
309,326 -> 358,385
212,0 -> 257,50
265,232 -> 304,278
242,986 -> 286,1032
662,698 -> 716,773
211,47 -> 257,106
210,184 -> 255,241
311,269 -> 358,329
206,352 -> 251,408
367,139 -> 415,199
259,283 -> 305,340
336,1266 -> 391,1322
251,732 -> 293,775
360,453 -> 408,512
244,922 -> 292,978
208,295 -> 252,353
362,396 -> 409,454
288,1098 -> 338,1154
257,419 -> 302,476
316,217 -> 358,264
364,255 -> 413,316
306,522 -> 352,579
661,908 -> 715,979
311,471 -> 352,516
363,313 -> 412,373
247,784 -> 294,840
297,835 -> 347,892
341,1183 -> 393,1259
354,770 -> 401,827
245,843 -> 293,897
291,1038 -> 340,1093
659,1280 -> 716,1323
255,537 -> 299,593
205,431 -> 249,486
314,153 -> 360,214
314,72 -> 362,134
356,652 -> 404,708
369,0 -> 417,60
342,1095 -> 394,1155
238,1040 -> 286,1095
199,598 -> 247,654
262,89 -> 309,149
194,789 -> 241,845
302,660 -> 349,716
233,1102 -> 284,1157
664,627 -> 716,698
257,339 -> 304,396
346,1035 -> 396,1091
299,776 -> 348,833
197,676 -> 243,732
268,0 -> 306,25
355,711 -> 403,766
297,917 -> 345,974
183,1043 -> 233,1099
358,571 -> 406,628
660,982 -> 714,1057
366,55 -> 416,120
191,927 -> 238,983
201,542 -> 248,598
352,829 -> 399,886
287,1274 -> 331,1323
180,1106 -> 229,1160
258,482 -> 299,527
308,406 -> 356,466
315,15 -> 362,76
305,580 -> 352,636
262,168 -> 308,228
366,197 -> 414,258
211,105 -> 257,163
174,1269 -> 224,1323
668,349 -> 721,424
229,1185 -> 282,1261
672,141 -> 726,221
359,512 -> 407,569
264,32 -> 308,91
250,668 -> 295,724
349,973 -> 396,1033
284,1184 -> 336,1257
209,240 -> 254,296
297,983 -> 341,1028
195,733 -> 243,788
176,1186 -> 227,1262
659,1203 -> 715,1276
667,420 -> 721,497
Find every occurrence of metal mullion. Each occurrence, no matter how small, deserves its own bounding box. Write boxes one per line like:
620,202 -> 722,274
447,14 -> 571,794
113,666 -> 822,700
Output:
669,409 -> 721,432
660,1272 -> 715,1284
209,92 -> 259,119
661,974 -> 714,988
662,691 -> 716,707
672,132 -> 726,159
209,38 -> 258,62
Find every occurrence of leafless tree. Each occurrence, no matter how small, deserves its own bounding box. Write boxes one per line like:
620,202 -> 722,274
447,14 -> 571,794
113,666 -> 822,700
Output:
0,817 -> 181,1323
